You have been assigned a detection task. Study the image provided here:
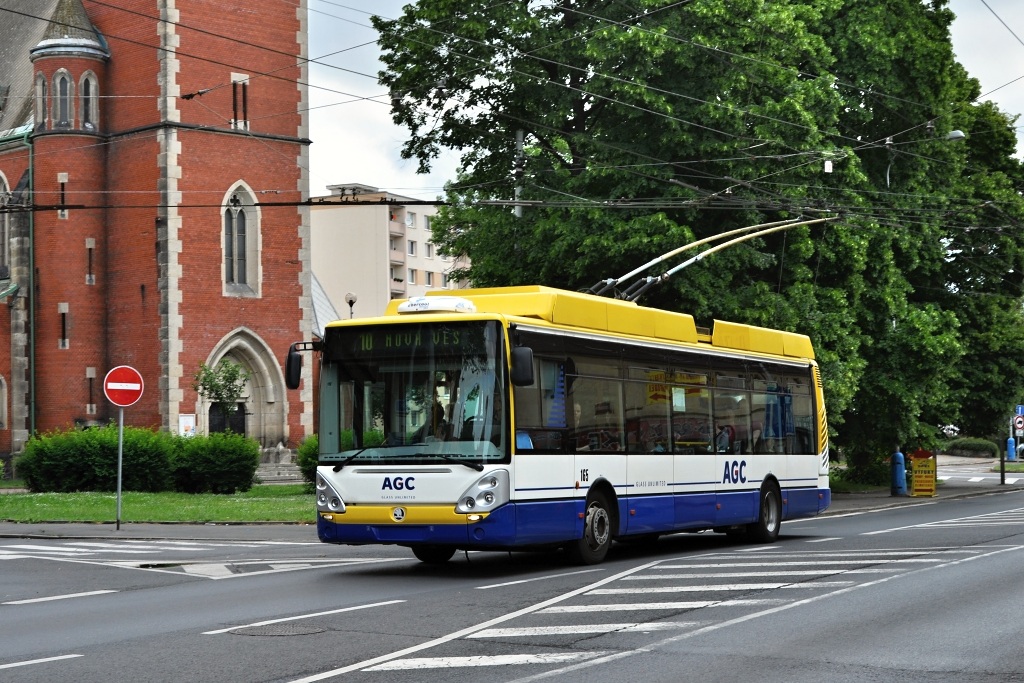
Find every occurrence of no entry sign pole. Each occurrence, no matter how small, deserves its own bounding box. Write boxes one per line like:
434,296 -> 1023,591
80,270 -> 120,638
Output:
103,366 -> 144,530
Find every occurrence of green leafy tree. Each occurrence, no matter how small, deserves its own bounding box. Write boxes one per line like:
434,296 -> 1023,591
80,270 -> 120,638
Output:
192,359 -> 250,432
374,0 -> 1024,478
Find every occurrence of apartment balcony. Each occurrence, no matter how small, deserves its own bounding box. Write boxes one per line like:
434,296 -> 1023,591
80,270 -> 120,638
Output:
390,278 -> 407,297
389,213 -> 406,236
389,249 -> 406,265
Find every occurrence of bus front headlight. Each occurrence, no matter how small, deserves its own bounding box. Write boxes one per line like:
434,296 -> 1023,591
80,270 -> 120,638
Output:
455,470 -> 509,514
316,473 -> 346,513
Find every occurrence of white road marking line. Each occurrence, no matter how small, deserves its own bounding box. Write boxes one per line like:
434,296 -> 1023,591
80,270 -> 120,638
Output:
203,600 -> 406,635
1,544 -> 98,555
0,654 -> 84,670
863,507 -> 1024,535
627,569 -> 900,579
476,568 -> 604,590
590,582 -> 853,594
364,653 -> 606,671
287,558 -> 668,682
505,545 -> 1024,683
969,477 -> 985,483
538,600 -> 786,613
4,590 -> 117,605
806,537 -> 841,543
469,622 -> 699,638
657,559 -> 942,568
183,564 -> 236,578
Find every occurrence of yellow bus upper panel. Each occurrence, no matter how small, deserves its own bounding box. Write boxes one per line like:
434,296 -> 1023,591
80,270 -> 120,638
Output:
380,285 -> 814,360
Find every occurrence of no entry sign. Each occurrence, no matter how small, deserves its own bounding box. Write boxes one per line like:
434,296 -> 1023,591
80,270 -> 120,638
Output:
103,365 -> 144,407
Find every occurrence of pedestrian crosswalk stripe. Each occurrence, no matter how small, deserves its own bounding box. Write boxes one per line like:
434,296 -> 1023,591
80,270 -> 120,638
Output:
363,652 -> 608,670
470,622 -> 699,638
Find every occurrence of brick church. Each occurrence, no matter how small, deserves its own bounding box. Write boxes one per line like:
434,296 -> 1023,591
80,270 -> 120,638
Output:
0,0 -> 314,468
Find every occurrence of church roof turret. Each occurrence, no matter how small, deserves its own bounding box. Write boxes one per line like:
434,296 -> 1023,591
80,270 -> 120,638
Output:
30,0 -> 110,62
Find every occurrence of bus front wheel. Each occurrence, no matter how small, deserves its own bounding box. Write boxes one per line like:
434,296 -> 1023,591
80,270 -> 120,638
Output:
567,490 -> 613,565
748,483 -> 781,543
412,545 -> 456,564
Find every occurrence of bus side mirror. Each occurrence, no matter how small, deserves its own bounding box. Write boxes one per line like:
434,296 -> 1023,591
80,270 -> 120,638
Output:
510,346 -> 534,386
285,343 -> 303,390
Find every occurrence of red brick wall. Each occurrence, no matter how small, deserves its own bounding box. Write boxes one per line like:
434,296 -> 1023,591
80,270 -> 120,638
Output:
0,1 -> 309,450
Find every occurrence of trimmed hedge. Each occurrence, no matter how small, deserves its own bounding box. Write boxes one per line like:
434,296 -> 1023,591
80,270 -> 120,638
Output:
16,425 -> 260,494
945,437 -> 999,459
297,434 -> 318,490
171,431 -> 260,494
17,424 -> 174,493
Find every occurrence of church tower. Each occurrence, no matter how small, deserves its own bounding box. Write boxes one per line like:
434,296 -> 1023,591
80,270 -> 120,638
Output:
0,0 -> 313,464
28,0 -> 111,434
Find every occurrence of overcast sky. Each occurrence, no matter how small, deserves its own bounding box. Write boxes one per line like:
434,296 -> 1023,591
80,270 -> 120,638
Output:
306,1 -> 1024,201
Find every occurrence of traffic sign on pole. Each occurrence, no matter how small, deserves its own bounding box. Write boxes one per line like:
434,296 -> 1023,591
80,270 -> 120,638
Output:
1014,415 -> 1024,431
103,365 -> 143,530
103,365 -> 144,407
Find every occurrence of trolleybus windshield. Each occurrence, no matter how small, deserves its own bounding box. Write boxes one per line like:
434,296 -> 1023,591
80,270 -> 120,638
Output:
318,320 -> 509,466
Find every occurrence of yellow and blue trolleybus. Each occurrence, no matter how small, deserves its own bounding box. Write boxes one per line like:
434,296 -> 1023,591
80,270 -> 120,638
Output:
286,286 -> 830,564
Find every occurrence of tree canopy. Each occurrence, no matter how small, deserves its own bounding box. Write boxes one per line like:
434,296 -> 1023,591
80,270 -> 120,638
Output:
373,0 -> 1024,471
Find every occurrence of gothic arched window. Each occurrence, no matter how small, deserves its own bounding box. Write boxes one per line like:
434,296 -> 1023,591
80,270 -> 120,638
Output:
34,73 -> 47,129
52,70 -> 74,129
222,186 -> 260,296
79,72 -> 99,130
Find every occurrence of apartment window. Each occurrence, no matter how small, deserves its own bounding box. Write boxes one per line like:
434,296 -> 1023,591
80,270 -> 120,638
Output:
223,185 -> 260,296
441,272 -> 449,288
424,215 -> 431,231
425,271 -> 434,287
408,268 -> 417,285
406,212 -> 416,228
390,237 -> 398,251
408,240 -> 416,256
425,242 -> 433,258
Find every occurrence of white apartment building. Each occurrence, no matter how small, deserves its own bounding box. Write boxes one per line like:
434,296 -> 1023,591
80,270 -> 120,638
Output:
310,183 -> 469,320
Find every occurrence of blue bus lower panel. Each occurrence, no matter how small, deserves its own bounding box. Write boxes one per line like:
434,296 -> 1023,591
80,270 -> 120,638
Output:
785,487 -> 830,517
317,488 -> 832,547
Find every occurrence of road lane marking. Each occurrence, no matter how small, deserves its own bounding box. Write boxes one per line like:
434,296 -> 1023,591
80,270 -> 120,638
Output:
0,654 -> 84,670
288,558 -> 667,682
203,600 -> 406,635
626,569 -> 901,579
364,653 -> 607,671
475,568 -> 604,590
3,590 -> 117,605
538,600 -> 785,613
504,544 -> 1024,683
589,582 -> 853,594
470,622 -> 700,638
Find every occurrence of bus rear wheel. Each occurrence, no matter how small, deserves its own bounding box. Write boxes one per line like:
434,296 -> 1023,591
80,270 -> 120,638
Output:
748,483 -> 781,543
566,490 -> 613,565
412,545 -> 456,564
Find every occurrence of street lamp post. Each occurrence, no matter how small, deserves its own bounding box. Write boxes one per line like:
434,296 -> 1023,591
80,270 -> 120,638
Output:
344,292 -> 357,319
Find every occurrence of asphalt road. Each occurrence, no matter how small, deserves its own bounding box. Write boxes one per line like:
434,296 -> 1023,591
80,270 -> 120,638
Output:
3,483 -> 1024,682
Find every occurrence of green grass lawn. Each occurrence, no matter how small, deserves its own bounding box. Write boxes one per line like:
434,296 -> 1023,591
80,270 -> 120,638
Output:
0,484 -> 315,523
